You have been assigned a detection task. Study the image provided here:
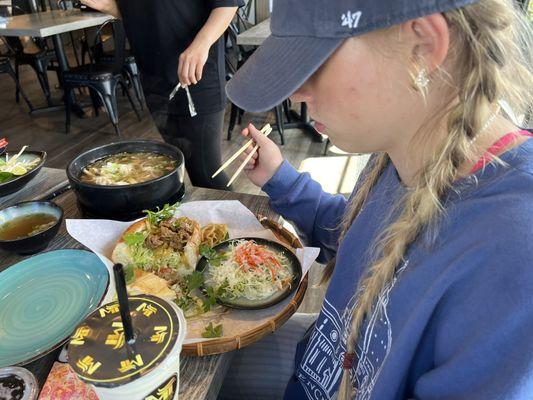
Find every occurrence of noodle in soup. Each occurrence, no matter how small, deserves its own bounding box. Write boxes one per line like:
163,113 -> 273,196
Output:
80,152 -> 177,186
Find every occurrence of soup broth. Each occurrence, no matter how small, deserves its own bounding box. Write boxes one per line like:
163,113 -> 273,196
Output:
0,213 -> 57,240
80,152 -> 177,186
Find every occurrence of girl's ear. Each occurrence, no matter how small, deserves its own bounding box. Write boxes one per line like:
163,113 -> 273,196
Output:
401,13 -> 450,72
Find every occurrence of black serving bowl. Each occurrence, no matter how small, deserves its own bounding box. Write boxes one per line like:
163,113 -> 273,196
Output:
196,237 -> 303,310
0,151 -> 47,197
0,201 -> 63,255
66,140 -> 185,221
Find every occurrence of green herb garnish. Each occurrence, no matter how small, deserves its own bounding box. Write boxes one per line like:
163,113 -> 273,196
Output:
174,295 -> 196,313
143,202 -> 180,227
185,271 -> 204,292
123,264 -> 135,284
124,231 -> 147,246
0,171 -> 14,183
202,286 -> 217,312
199,245 -> 228,267
202,322 -> 223,338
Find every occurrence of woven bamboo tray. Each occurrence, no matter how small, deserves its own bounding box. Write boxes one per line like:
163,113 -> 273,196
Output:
181,216 -> 308,356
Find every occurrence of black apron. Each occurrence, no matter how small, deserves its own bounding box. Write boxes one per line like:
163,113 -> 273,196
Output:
117,0 -> 240,116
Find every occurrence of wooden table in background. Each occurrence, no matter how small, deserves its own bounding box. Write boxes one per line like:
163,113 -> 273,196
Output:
236,17 -> 271,46
0,167 -> 69,208
0,168 -> 279,400
0,9 -> 113,116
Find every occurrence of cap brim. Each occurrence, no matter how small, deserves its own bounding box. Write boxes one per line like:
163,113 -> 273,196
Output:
226,35 -> 343,113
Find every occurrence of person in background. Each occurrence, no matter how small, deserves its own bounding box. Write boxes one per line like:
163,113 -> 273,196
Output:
220,0 -> 533,398
80,0 -> 242,189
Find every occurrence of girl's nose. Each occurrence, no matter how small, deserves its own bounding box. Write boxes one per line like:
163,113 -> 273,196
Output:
290,85 -> 313,104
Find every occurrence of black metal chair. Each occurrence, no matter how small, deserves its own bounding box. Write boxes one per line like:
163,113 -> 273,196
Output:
2,31 -> 54,106
0,56 -> 33,111
4,1 -> 60,106
57,0 -> 144,111
62,19 -> 141,135
96,49 -> 145,111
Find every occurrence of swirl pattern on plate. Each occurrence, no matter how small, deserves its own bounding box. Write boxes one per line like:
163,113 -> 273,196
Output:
0,249 -> 109,367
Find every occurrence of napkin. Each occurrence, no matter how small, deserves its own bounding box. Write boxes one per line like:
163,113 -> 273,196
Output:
66,200 -> 320,343
38,362 -> 98,400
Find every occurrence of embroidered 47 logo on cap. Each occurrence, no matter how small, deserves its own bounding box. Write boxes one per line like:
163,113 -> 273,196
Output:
341,10 -> 362,29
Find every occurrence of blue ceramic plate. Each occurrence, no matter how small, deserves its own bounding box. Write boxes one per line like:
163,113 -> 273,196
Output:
0,249 -> 109,367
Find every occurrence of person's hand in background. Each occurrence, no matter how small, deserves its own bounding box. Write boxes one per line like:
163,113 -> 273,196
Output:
80,0 -> 120,18
177,6 -> 237,85
178,38 -> 210,86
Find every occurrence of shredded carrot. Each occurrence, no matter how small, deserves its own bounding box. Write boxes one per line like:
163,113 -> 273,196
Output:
233,241 -> 282,282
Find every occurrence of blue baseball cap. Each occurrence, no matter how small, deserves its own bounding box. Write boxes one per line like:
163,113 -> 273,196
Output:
226,0 -> 480,113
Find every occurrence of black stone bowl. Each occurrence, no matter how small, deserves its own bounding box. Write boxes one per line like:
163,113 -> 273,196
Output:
0,201 -> 63,255
196,237 -> 303,310
0,151 -> 47,197
66,140 -> 185,221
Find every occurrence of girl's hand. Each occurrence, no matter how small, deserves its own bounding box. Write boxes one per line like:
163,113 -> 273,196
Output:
240,124 -> 284,188
178,39 -> 210,86
80,0 -> 120,18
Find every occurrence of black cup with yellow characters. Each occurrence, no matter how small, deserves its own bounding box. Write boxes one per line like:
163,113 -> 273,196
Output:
68,294 -> 186,400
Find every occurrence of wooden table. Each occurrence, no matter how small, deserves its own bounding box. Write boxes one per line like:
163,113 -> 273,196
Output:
236,17 -> 271,46
0,168 -> 279,400
0,10 -> 113,116
0,167 -> 69,208
0,9 -> 111,37
235,18 -> 323,143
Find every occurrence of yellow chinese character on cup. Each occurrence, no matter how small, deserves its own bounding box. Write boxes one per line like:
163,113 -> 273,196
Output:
70,326 -> 91,346
99,303 -> 120,318
76,355 -> 102,375
136,302 -> 158,317
144,376 -> 176,400
118,354 -> 144,373
105,321 -> 125,350
150,326 -> 168,345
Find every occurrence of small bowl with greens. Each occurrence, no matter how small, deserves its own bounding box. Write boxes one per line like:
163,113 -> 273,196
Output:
0,146 -> 46,197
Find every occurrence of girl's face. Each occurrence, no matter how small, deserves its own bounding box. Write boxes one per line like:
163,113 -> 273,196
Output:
291,34 -> 423,154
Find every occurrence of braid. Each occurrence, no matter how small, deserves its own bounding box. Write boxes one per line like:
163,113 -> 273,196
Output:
334,1 -> 532,398
320,153 -> 389,285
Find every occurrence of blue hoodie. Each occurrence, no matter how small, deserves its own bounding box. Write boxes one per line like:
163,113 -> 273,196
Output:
262,138 -> 533,400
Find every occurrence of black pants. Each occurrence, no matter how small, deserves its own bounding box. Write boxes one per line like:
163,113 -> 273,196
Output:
145,92 -> 230,190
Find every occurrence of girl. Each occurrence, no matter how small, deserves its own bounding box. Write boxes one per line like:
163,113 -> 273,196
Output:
80,0 -> 241,189
221,0 -> 533,398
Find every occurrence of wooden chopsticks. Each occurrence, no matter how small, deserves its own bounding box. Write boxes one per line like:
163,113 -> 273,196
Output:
212,124 -> 273,186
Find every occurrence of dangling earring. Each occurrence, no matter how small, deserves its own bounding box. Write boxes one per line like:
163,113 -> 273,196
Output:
413,68 -> 429,91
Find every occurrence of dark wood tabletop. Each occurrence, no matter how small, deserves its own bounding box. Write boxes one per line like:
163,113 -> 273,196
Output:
0,167 -> 69,208
0,169 -> 279,400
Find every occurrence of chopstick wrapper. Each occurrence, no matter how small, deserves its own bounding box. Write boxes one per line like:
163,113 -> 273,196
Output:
66,200 -> 319,344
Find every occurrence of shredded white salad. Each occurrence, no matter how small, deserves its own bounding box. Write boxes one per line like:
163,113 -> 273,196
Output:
205,240 -> 294,301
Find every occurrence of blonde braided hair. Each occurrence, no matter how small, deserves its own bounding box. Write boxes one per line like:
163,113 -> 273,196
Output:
329,1 -> 533,398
